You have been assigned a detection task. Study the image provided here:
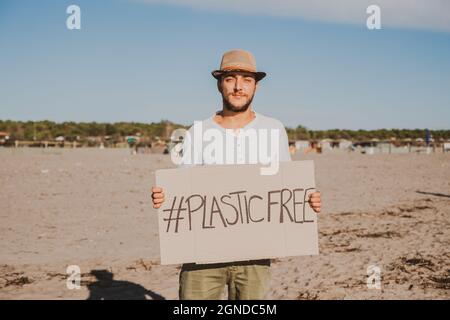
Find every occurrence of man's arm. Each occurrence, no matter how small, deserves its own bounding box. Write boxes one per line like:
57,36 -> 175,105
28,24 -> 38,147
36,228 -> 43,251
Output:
279,123 -> 321,213
151,125 -> 196,209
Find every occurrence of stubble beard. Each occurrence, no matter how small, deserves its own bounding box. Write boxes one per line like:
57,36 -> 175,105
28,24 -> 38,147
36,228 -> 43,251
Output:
222,92 -> 255,113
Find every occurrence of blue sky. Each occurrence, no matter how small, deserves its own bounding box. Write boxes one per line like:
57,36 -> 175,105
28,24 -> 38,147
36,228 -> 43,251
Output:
1,0 -> 449,130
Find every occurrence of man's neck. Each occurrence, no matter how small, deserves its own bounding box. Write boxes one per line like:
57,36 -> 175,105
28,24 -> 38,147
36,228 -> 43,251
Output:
213,107 -> 256,130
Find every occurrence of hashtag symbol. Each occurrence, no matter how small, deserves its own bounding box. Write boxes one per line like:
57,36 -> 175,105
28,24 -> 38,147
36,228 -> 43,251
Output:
163,196 -> 185,233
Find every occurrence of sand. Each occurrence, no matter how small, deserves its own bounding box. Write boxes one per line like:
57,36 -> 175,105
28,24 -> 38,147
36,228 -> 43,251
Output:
0,148 -> 448,299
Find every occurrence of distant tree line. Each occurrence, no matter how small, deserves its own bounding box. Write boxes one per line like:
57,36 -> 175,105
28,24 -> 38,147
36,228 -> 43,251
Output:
0,120 -> 449,142
285,125 -> 450,142
0,120 -> 184,142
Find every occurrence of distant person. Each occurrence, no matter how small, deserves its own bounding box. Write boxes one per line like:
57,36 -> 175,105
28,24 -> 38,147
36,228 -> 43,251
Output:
127,136 -> 138,155
304,141 -> 322,154
150,49 -> 321,300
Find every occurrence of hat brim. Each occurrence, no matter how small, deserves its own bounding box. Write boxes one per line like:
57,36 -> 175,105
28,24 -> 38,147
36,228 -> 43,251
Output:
212,69 -> 266,81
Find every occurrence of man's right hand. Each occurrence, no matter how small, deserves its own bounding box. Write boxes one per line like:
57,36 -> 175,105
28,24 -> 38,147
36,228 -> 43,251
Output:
151,186 -> 165,209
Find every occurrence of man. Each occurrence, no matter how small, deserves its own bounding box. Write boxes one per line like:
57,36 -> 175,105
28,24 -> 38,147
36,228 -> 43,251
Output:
151,49 -> 321,300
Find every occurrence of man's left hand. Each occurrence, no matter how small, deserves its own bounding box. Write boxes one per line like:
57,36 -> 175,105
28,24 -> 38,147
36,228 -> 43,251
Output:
308,191 -> 321,214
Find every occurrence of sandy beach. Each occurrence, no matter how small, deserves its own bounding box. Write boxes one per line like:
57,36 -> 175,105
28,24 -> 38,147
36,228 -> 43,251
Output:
0,148 -> 448,299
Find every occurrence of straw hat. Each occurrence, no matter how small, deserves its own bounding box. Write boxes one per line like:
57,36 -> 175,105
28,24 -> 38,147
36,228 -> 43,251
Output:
211,49 -> 266,81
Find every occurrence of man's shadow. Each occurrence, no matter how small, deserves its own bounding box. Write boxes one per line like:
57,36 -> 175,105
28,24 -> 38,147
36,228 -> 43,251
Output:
86,269 -> 165,300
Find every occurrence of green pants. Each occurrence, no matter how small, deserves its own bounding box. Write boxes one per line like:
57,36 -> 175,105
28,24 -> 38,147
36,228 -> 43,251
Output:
179,260 -> 271,300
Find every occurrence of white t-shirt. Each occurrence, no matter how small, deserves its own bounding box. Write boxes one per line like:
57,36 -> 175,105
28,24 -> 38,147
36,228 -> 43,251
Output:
179,111 -> 291,167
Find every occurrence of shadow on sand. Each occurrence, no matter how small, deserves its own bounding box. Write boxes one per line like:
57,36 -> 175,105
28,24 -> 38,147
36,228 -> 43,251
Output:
86,269 -> 165,300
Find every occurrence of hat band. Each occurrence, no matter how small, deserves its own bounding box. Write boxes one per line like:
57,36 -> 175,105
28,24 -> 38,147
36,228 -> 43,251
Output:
222,65 -> 257,73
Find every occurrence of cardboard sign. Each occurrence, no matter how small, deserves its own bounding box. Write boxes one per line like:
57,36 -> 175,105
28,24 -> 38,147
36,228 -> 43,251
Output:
155,160 -> 319,265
